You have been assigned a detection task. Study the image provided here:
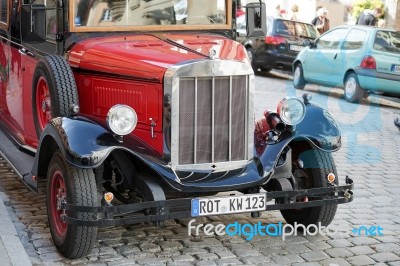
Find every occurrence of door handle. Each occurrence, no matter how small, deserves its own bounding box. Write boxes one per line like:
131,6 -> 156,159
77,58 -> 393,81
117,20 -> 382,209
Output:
18,48 -> 35,57
334,53 -> 337,60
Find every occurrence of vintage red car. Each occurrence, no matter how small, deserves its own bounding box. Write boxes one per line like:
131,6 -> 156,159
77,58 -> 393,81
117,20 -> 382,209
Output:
0,0 -> 353,258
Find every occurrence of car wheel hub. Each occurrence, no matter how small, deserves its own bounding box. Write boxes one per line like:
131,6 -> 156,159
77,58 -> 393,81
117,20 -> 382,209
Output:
247,50 -> 252,61
50,171 -> 68,238
345,77 -> 356,96
36,77 -> 52,130
294,67 -> 300,84
56,188 -> 65,211
41,100 -> 48,112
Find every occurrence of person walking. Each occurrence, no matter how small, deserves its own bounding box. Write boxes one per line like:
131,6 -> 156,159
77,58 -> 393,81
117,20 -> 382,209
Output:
236,0 -> 245,17
356,7 -> 383,26
287,4 -> 299,21
274,4 -> 282,18
311,7 -> 330,34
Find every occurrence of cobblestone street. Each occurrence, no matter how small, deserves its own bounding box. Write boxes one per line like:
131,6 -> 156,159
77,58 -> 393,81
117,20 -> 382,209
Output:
0,73 -> 399,265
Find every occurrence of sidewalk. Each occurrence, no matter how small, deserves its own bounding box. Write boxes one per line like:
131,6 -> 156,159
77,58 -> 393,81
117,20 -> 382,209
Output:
0,192 -> 31,266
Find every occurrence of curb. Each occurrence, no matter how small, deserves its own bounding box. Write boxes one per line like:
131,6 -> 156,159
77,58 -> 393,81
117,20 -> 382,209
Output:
0,192 -> 32,266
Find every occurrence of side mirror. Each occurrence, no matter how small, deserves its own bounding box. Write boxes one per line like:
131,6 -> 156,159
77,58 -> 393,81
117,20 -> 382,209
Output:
309,40 -> 316,49
245,2 -> 267,37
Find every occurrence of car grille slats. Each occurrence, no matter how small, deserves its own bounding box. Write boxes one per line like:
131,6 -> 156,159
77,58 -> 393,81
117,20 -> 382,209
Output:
178,76 -> 248,166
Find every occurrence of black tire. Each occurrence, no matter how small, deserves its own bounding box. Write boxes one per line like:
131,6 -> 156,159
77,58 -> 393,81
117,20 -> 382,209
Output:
293,63 -> 306,90
46,150 -> 99,258
33,55 -> 79,137
280,148 -> 338,226
260,67 -> 272,74
246,47 -> 258,73
344,73 -> 365,103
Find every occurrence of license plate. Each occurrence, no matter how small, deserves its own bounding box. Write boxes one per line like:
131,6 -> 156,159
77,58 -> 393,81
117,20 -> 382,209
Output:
391,64 -> 400,73
290,44 -> 303,52
191,193 -> 266,217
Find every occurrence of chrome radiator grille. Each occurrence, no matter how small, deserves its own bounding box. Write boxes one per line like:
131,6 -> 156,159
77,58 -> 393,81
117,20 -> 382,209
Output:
178,76 -> 248,165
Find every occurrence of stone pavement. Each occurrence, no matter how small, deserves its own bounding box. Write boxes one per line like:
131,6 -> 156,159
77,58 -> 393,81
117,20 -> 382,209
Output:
0,74 -> 399,265
0,187 -> 31,265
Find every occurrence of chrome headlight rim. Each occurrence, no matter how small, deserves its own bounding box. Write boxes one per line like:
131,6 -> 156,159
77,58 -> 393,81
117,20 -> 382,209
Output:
277,97 -> 306,126
106,104 -> 138,136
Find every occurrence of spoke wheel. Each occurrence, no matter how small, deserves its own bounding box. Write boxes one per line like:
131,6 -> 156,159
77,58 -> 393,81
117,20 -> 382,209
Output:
35,76 -> 52,131
280,147 -> 338,226
33,55 -> 79,137
49,170 -> 67,240
47,151 -> 99,258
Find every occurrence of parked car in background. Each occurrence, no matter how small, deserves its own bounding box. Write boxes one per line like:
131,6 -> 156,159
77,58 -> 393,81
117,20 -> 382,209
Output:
237,16 -> 319,73
293,25 -> 400,103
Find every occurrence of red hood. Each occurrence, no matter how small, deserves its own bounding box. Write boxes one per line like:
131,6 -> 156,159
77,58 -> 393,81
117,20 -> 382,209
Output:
68,33 -> 248,82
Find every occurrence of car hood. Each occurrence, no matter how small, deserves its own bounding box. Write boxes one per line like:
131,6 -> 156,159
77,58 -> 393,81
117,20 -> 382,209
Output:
68,33 -> 248,82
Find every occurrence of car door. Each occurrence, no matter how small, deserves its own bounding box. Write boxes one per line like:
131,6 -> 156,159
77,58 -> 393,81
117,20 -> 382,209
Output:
303,28 -> 348,85
0,0 -> 26,136
20,0 -> 58,144
0,0 -> 9,114
336,28 -> 368,86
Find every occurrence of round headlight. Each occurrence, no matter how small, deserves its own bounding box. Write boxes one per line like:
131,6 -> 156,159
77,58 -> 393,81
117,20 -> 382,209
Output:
107,105 -> 137,136
277,97 -> 306,125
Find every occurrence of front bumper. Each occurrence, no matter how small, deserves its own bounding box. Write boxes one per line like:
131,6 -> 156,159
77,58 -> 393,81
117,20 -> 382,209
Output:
61,177 -> 354,227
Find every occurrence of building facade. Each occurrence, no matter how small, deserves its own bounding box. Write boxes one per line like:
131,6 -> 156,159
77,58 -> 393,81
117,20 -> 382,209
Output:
385,0 -> 400,30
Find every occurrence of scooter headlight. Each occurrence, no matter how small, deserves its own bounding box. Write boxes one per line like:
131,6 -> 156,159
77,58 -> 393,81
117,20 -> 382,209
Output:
277,97 -> 306,125
107,105 -> 137,136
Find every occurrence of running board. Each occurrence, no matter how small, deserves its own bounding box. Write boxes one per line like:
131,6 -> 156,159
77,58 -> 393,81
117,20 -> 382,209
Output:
0,129 -> 35,182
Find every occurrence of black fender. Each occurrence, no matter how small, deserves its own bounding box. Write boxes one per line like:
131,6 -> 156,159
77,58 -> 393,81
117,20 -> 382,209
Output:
26,116 -> 265,193
26,116 -> 162,191
294,103 -> 341,151
258,103 -> 341,176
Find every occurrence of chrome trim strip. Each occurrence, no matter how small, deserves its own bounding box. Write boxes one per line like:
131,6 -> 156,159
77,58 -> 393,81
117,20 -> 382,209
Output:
211,77 -> 215,163
194,77 -> 198,164
175,160 -> 250,172
229,76 -> 232,161
247,74 -> 255,159
164,59 -> 254,172
245,75 -> 249,159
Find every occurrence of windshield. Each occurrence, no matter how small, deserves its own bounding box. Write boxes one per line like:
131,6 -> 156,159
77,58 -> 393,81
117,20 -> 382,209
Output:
72,0 -> 229,31
274,19 -> 319,39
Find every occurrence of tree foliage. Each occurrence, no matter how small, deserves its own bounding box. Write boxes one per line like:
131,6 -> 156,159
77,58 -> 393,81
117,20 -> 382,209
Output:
352,0 -> 384,18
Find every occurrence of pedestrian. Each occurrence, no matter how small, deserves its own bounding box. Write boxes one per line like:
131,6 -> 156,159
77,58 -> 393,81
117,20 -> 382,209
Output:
236,1 -> 245,18
311,7 -> 330,34
274,4 -> 282,18
356,7 -> 383,26
287,4 -> 299,21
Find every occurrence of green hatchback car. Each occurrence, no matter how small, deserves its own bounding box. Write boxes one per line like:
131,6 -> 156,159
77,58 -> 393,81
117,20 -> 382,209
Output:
293,25 -> 400,103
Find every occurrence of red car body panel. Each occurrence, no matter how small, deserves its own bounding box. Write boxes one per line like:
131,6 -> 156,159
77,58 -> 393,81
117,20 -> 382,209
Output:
68,33 -> 247,155
0,32 -> 246,154
0,41 -> 40,148
1,32 -> 247,155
